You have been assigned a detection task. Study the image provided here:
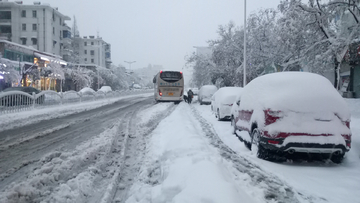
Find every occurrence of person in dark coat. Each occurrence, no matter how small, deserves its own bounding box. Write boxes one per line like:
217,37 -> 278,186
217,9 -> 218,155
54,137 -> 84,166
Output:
187,89 -> 194,104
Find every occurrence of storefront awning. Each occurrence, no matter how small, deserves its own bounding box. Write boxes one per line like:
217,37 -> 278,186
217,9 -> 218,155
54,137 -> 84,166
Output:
34,52 -> 67,66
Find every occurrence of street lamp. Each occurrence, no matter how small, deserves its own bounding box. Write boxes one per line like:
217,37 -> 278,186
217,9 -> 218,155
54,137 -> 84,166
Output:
124,61 -> 136,70
243,0 -> 247,87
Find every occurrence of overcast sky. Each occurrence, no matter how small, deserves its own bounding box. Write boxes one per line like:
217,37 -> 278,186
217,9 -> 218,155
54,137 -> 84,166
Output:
22,0 -> 282,71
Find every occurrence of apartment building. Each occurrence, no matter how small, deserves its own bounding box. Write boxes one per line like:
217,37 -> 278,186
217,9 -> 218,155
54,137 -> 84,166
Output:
0,0 -> 71,60
73,35 -> 112,69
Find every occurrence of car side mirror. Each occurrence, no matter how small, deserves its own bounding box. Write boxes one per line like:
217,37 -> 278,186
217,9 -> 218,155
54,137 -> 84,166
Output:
236,100 -> 240,106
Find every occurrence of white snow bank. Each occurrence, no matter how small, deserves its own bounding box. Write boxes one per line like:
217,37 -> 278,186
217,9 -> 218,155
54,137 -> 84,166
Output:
125,103 -> 258,203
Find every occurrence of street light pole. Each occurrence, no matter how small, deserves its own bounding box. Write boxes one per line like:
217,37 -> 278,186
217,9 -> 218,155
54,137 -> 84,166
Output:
124,61 -> 136,70
243,0 -> 247,87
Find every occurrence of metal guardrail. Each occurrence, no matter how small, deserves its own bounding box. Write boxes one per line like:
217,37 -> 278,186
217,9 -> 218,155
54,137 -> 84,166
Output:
0,89 -> 152,115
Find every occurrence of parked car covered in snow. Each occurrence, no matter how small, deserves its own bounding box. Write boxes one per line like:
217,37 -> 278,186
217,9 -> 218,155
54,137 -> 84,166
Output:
211,87 -> 243,121
79,87 -> 96,95
192,88 -> 199,95
233,72 -> 352,163
198,85 -> 217,105
98,86 -> 112,93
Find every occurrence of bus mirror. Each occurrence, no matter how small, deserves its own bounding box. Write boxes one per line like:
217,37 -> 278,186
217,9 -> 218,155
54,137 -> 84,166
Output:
153,78 -> 156,83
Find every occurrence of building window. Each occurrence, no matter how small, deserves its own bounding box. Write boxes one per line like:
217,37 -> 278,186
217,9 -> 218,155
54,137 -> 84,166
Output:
20,37 -> 27,45
84,50 -> 87,54
85,58 -> 87,62
0,25 -> 11,34
90,50 -> 94,56
22,24 -> 26,31
60,18 -> 62,25
32,24 -> 37,31
32,10 -> 37,18
84,42 -> 87,46
21,10 -> 26,17
91,42 -> 94,45
0,11 -> 11,20
53,27 -> 55,34
53,40 -> 57,47
91,59 -> 94,63
31,38 -> 37,45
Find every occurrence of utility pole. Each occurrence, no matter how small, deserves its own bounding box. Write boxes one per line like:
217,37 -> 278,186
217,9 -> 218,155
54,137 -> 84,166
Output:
243,0 -> 247,87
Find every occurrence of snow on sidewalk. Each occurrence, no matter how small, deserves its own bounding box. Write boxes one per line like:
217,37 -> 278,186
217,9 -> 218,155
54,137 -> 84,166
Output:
124,102 -> 259,203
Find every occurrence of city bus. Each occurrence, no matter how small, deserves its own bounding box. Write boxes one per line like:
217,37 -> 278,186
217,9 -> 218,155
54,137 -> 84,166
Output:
153,70 -> 184,103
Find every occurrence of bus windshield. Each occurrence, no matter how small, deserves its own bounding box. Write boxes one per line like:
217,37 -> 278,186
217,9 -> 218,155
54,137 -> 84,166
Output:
160,71 -> 182,82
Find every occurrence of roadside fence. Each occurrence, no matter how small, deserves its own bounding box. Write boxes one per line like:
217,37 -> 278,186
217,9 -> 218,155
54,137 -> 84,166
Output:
0,89 -> 152,115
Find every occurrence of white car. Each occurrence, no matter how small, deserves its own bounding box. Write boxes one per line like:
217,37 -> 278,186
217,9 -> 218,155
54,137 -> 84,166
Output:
98,86 -> 112,93
79,87 -> 95,95
198,85 -> 218,105
211,87 -> 243,120
192,88 -> 199,95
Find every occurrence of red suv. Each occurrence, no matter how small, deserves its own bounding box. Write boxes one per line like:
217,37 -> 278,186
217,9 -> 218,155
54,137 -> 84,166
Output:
232,72 -> 351,163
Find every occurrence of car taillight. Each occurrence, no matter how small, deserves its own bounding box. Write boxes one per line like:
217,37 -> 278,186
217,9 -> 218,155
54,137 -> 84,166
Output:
264,109 -> 283,125
335,114 -> 350,128
159,89 -> 162,96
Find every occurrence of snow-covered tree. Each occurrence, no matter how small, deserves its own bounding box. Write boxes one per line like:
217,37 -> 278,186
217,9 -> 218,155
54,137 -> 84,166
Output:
65,65 -> 95,90
0,56 -> 20,86
278,0 -> 360,88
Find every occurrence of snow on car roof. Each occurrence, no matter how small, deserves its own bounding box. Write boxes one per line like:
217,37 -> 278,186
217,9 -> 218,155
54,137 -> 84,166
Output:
98,86 -> 112,92
199,85 -> 218,95
214,87 -> 243,104
240,72 -> 350,119
79,87 -> 95,94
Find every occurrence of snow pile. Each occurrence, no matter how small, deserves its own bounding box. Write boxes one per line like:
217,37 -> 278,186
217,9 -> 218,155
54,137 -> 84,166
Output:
125,103 -> 260,203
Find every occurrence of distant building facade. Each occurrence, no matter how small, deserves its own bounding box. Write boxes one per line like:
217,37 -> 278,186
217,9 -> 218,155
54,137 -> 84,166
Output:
0,0 -> 72,60
73,35 -> 112,69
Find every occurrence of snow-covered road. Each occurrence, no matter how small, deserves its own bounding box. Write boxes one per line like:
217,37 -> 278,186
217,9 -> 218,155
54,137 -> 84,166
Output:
0,95 -> 359,203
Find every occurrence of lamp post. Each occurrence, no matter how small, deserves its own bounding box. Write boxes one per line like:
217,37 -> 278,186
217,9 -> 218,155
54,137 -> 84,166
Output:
124,61 -> 136,71
243,0 -> 247,87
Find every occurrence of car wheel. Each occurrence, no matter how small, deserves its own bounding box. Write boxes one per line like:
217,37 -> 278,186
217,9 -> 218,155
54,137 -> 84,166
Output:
251,128 -> 267,159
217,109 -> 221,121
231,116 -> 237,135
251,128 -> 286,162
330,153 -> 344,164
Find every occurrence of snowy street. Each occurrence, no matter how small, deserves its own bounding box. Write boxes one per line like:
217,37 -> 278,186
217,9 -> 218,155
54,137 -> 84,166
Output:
0,94 -> 359,203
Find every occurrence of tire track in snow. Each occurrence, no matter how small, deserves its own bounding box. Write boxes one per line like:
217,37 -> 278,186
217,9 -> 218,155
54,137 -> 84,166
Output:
190,105 -> 311,203
0,98 -> 154,203
111,102 -> 178,203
